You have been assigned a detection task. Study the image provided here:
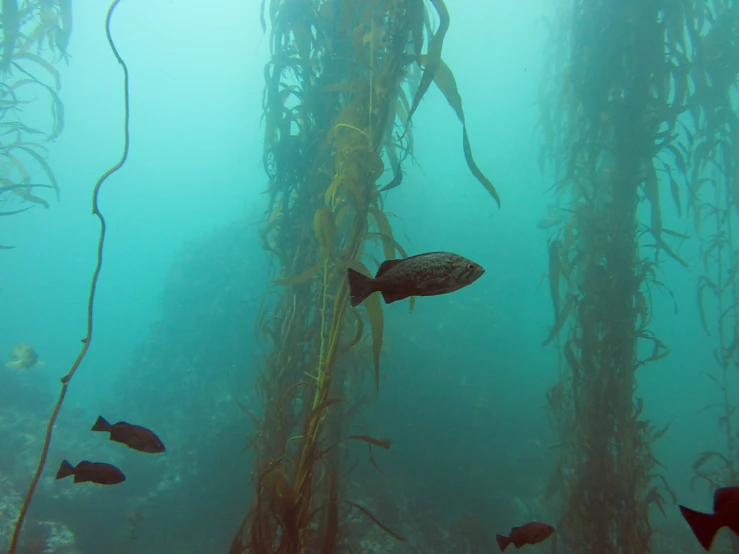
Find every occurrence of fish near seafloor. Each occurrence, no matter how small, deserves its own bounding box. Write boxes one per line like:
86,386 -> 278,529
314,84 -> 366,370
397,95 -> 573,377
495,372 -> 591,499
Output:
92,415 -> 166,454
496,522 -> 555,551
4,342 -> 45,369
56,460 -> 125,485
679,486 -> 739,551
346,251 -> 485,308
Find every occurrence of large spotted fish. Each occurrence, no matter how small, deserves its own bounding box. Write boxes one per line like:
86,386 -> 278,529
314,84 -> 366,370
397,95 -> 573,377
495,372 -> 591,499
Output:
347,251 -> 485,307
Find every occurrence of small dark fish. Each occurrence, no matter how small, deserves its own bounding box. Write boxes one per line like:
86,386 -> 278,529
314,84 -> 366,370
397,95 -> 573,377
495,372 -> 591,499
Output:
496,522 -> 555,551
92,415 -> 166,454
56,459 -> 125,485
679,486 -> 739,551
347,251 -> 484,307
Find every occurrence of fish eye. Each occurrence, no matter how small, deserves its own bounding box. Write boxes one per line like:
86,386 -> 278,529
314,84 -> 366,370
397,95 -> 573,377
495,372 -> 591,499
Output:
467,263 -> 476,270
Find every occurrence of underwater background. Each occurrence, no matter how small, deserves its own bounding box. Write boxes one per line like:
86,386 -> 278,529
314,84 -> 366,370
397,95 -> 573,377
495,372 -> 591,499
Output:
0,0 -> 737,553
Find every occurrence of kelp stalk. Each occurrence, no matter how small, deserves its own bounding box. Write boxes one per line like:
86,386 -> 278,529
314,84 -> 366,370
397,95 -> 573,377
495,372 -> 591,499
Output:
689,2 -> 739,543
8,1 -> 129,551
232,1 -> 497,552
540,0 -> 690,552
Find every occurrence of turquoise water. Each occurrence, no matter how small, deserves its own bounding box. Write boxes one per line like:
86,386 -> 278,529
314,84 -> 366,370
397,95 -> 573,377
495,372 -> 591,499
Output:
0,1 -> 733,553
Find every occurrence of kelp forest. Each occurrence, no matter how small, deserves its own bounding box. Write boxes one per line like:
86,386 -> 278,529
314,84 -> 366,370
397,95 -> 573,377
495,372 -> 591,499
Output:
229,1 -> 497,552
539,0 -> 739,553
689,1 -> 739,551
6,0 -> 739,553
0,0 -> 68,234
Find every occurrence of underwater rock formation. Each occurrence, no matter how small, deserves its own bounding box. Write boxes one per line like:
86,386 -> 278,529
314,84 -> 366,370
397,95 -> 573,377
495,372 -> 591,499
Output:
0,479 -> 80,553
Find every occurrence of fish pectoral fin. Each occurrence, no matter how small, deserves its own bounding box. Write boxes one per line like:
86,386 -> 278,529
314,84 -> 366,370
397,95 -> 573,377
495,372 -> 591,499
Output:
4,360 -> 21,369
422,276 -> 452,288
35,361 -> 46,367
381,288 -> 409,304
416,276 -> 454,293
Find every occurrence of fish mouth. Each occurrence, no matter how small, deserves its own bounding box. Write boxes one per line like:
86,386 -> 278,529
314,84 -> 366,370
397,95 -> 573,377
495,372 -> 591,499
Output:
470,267 -> 485,282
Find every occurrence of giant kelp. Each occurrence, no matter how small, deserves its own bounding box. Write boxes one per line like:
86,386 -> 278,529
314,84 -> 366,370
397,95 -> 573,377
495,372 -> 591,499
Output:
688,2 -> 739,549
539,1 -> 691,552
230,1 -> 497,552
0,0 -> 70,244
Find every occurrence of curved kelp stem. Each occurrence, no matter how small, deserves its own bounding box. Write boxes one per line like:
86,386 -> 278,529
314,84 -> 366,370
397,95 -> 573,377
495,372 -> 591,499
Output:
8,2 -> 129,552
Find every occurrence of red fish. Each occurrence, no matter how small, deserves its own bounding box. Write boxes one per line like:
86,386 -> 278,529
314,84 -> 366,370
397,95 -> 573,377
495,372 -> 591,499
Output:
496,522 -> 555,551
679,486 -> 739,551
92,415 -> 165,453
56,460 -> 125,485
347,251 -> 485,307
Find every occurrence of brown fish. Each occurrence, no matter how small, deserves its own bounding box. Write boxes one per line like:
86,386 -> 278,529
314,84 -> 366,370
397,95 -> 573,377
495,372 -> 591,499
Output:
56,460 -> 125,485
680,486 -> 739,551
92,415 -> 165,454
496,522 -> 555,551
347,251 -> 485,307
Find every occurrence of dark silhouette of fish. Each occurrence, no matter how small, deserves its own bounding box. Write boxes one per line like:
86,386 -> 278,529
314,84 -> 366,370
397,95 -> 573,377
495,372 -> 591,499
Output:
56,460 -> 125,485
496,521 -> 555,551
679,486 -> 739,551
92,415 -> 165,454
347,251 -> 485,307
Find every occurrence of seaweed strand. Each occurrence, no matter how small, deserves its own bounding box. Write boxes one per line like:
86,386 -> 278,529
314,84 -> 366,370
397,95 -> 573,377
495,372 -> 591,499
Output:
8,2 -> 130,551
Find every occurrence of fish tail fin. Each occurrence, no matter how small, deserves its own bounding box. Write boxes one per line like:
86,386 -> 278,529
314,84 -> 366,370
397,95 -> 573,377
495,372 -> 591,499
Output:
680,505 -> 723,551
56,460 -> 74,480
495,534 -> 511,552
347,268 -> 376,307
91,415 -> 111,432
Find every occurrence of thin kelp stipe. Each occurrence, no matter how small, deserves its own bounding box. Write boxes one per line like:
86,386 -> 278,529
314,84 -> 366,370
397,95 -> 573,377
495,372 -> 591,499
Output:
8,1 -> 130,551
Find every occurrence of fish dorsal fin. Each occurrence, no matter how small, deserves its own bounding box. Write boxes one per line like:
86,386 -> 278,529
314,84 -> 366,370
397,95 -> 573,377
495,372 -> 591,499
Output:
375,258 -> 403,278
714,486 -> 739,512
